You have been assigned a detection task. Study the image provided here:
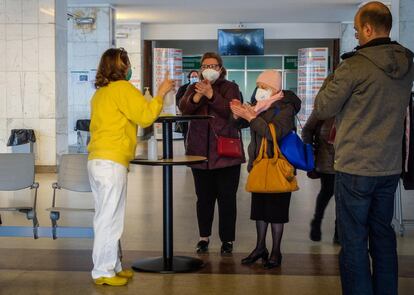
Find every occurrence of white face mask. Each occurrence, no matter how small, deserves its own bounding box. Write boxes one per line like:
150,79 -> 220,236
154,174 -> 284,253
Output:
255,88 -> 272,101
189,77 -> 199,84
202,69 -> 220,82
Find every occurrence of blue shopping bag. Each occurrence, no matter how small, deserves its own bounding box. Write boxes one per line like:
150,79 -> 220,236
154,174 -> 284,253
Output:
280,131 -> 315,171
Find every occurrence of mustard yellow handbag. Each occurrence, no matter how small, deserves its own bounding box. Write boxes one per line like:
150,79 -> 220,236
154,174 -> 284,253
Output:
246,123 -> 299,193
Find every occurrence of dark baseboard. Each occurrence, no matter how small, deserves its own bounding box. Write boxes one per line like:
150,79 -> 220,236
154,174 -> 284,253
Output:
35,165 -> 57,173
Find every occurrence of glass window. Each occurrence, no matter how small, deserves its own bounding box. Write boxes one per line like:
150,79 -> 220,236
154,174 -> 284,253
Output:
246,71 -> 261,103
216,55 -> 298,102
284,71 -> 298,94
222,56 -> 245,70
227,71 -> 245,99
247,56 -> 282,70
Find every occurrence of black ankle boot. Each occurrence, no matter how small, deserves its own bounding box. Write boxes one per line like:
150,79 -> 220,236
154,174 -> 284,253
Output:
310,219 -> 322,241
241,248 -> 269,265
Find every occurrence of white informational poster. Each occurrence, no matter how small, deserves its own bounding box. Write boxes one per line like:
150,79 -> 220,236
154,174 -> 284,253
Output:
297,48 -> 329,130
153,48 -> 183,139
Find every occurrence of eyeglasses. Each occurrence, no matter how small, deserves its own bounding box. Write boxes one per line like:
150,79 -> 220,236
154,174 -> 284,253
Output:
201,64 -> 220,70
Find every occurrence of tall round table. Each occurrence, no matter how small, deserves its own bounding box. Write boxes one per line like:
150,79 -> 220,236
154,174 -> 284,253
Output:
130,115 -> 211,273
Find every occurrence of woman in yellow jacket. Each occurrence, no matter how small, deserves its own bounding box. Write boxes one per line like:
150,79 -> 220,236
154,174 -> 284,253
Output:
88,48 -> 174,286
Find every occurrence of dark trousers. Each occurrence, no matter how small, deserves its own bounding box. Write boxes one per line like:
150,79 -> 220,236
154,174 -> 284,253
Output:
335,172 -> 399,295
191,165 -> 241,242
313,173 -> 335,222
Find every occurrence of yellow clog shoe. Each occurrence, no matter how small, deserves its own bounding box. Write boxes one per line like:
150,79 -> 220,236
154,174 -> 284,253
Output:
117,269 -> 134,279
94,276 -> 128,286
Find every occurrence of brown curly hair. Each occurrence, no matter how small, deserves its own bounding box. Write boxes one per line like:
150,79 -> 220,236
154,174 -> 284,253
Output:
95,48 -> 130,89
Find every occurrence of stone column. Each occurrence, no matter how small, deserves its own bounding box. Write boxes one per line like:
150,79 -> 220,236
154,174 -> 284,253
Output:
67,5 -> 115,147
116,23 -> 142,90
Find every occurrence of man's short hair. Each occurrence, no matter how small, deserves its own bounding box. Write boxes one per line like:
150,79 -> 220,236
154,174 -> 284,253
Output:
359,2 -> 392,33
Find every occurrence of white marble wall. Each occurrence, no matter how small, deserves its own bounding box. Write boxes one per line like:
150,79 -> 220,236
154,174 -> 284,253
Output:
67,5 -> 114,145
340,23 -> 358,59
0,0 -> 67,165
116,23 -> 142,91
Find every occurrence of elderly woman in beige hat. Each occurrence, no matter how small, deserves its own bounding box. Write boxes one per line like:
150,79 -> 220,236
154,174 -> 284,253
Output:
230,70 -> 301,269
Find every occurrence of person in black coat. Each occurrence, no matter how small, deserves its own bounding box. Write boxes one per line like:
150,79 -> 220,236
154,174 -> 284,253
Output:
176,70 -> 199,105
301,74 -> 338,244
175,70 -> 199,139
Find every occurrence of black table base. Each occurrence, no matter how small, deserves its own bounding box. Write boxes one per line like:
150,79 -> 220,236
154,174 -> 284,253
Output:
132,256 -> 204,273
130,115 -> 210,274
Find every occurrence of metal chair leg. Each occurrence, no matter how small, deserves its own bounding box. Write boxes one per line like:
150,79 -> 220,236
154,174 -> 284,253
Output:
77,131 -> 82,153
50,211 -> 60,240
30,184 -> 40,239
32,215 -> 39,239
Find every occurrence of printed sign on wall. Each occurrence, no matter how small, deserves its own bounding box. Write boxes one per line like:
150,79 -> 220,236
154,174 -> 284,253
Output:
297,48 -> 329,130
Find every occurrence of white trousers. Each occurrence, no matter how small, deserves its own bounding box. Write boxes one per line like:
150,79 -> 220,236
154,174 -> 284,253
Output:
88,159 -> 127,279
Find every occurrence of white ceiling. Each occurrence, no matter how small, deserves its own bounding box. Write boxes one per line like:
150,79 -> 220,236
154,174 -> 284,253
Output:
67,0 -> 362,24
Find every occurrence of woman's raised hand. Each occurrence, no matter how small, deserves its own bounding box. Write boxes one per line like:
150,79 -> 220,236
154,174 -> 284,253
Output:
230,102 -> 257,122
157,72 -> 175,98
195,80 -> 213,99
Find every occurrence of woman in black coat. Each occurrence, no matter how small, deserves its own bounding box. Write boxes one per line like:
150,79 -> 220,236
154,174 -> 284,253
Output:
231,70 -> 301,269
302,73 -> 338,244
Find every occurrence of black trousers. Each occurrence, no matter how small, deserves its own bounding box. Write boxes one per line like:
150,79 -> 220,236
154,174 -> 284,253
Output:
191,165 -> 241,242
313,173 -> 335,222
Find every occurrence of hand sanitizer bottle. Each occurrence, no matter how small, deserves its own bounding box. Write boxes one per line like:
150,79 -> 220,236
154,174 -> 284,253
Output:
144,87 -> 153,101
147,136 -> 158,161
163,90 -> 177,116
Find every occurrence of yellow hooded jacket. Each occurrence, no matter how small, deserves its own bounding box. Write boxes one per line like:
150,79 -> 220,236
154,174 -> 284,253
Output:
88,80 -> 163,167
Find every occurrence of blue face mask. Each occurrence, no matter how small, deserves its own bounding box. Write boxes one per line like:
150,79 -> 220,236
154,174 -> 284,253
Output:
126,67 -> 132,81
189,77 -> 199,84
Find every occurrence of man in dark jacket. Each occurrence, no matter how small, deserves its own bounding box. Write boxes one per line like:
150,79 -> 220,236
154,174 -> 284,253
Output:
314,2 -> 414,295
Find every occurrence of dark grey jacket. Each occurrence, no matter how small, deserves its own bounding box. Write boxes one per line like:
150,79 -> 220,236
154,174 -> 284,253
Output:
234,91 -> 301,172
314,39 -> 414,176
